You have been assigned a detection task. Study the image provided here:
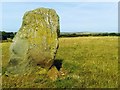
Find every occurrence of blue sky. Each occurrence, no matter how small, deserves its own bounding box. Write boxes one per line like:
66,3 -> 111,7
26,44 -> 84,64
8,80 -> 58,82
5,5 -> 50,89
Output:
1,0 -> 119,2
2,2 -> 118,32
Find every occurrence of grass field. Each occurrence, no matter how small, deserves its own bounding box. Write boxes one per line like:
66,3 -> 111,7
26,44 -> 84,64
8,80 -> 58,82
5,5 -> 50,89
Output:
1,36 -> 118,88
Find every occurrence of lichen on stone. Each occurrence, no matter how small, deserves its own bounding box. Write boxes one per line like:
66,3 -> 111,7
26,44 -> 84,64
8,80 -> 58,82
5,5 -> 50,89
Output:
5,8 -> 60,75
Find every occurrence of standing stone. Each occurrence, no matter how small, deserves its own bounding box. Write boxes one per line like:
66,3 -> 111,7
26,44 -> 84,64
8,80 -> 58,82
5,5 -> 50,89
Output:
6,8 -> 60,75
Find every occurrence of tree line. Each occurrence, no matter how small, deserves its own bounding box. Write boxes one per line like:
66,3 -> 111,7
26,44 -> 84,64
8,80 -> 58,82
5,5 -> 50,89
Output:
0,31 -> 16,41
0,31 -> 120,41
60,32 -> 120,37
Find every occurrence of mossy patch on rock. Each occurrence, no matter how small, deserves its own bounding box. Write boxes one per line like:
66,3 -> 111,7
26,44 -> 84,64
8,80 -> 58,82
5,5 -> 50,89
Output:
5,8 -> 60,75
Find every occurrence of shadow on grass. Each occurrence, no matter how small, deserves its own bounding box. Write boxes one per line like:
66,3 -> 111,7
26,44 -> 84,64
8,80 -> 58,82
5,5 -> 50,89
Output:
53,59 -> 63,71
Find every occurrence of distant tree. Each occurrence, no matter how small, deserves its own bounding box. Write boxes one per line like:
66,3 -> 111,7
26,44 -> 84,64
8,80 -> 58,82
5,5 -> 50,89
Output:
1,31 -> 16,40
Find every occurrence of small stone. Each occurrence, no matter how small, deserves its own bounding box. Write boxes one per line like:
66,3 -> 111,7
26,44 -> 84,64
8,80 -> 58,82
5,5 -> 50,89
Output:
47,66 -> 59,81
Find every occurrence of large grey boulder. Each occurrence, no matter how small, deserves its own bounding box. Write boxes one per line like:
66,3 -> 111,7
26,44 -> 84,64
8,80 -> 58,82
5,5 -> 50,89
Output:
6,8 -> 60,75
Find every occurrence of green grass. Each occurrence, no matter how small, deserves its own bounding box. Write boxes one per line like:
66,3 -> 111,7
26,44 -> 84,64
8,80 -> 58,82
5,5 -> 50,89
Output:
2,36 -> 118,88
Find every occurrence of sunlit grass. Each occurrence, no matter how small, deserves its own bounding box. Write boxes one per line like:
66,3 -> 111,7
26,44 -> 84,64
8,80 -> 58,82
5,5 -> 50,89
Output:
2,36 -> 118,88
55,36 -> 118,88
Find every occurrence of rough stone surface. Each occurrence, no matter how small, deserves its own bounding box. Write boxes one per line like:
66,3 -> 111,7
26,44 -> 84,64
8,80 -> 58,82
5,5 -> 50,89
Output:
6,8 -> 60,75
47,66 -> 59,81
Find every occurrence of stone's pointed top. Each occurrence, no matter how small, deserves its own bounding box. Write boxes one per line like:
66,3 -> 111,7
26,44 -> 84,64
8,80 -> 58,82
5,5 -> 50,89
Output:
34,7 -> 56,11
6,8 -> 60,75
23,8 -> 57,17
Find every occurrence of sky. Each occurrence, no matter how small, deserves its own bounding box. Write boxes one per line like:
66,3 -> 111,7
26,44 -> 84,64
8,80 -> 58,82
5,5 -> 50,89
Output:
1,2 -> 118,32
1,0 -> 119,2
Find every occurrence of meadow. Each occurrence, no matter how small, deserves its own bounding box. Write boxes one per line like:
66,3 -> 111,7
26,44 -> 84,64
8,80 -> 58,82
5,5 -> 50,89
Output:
2,36 -> 118,88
